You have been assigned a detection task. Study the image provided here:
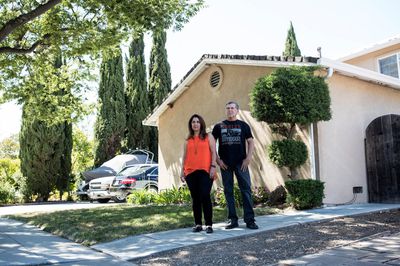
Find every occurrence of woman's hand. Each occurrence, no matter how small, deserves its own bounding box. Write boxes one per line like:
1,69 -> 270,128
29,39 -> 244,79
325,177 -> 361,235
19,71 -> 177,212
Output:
210,167 -> 217,180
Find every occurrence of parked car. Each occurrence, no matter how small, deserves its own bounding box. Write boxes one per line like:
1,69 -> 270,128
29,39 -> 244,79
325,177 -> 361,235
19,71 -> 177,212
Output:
76,149 -> 155,201
87,164 -> 158,203
112,165 -> 158,194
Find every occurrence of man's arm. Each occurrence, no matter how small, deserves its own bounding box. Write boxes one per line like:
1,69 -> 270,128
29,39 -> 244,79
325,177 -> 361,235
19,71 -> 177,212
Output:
241,137 -> 254,171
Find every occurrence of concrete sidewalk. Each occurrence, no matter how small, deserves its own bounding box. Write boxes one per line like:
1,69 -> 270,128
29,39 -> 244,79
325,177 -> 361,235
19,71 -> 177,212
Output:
92,203 -> 400,261
0,203 -> 399,265
276,231 -> 400,265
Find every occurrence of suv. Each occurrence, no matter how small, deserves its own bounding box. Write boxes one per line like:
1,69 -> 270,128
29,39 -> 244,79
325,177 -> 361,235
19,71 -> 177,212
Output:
88,164 -> 158,203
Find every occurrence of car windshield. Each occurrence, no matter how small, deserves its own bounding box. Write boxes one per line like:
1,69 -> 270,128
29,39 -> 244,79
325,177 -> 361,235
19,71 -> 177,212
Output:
117,165 -> 152,176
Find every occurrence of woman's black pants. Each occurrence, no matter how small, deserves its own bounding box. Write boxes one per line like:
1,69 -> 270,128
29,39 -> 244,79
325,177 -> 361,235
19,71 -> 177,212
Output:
185,170 -> 213,226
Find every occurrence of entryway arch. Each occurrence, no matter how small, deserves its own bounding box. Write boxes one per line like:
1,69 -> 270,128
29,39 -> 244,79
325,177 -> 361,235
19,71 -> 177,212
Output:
365,114 -> 400,203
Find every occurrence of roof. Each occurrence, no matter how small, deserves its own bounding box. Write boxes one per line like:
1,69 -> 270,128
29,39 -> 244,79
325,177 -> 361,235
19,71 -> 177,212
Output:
143,54 -> 400,127
143,54 -> 318,126
338,35 -> 400,62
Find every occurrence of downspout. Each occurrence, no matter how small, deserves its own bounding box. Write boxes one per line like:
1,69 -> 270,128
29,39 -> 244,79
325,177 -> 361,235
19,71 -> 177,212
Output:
310,65 -> 333,180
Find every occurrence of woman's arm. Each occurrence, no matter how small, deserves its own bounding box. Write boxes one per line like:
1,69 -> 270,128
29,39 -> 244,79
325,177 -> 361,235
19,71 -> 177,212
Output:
208,133 -> 217,180
180,140 -> 188,182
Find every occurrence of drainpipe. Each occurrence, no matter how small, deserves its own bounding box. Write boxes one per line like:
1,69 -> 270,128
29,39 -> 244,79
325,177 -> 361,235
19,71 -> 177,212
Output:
325,67 -> 334,79
310,66 -> 333,180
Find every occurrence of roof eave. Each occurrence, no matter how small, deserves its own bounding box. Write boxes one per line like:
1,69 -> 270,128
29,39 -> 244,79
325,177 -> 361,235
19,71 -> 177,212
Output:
318,57 -> 400,90
142,58 -> 316,127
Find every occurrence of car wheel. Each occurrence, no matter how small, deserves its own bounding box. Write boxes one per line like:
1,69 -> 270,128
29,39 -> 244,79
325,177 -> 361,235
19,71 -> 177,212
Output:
146,186 -> 158,194
113,195 -> 127,203
97,198 -> 110,203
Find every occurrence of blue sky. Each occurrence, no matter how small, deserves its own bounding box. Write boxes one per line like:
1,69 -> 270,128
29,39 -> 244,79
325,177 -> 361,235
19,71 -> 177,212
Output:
1,0 -> 400,140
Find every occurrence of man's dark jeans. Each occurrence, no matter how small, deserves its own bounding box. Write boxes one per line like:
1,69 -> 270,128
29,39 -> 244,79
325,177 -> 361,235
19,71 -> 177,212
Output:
221,165 -> 255,224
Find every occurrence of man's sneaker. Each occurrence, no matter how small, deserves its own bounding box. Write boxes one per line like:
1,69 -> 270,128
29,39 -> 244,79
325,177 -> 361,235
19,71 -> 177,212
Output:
246,222 -> 259,230
225,220 -> 239,229
192,225 -> 203,232
206,226 -> 213,234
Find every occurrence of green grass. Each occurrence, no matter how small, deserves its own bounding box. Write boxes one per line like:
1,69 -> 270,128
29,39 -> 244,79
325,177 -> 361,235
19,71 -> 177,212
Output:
7,204 -> 279,246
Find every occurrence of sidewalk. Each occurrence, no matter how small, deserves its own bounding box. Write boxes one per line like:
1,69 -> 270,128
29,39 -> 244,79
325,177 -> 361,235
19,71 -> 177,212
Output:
0,203 -> 399,265
92,203 -> 400,261
276,231 -> 400,265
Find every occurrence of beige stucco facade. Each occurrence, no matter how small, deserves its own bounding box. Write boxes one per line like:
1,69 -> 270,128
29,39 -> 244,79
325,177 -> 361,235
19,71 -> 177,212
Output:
146,38 -> 400,204
318,74 -> 400,203
157,64 -> 311,192
343,44 -> 400,72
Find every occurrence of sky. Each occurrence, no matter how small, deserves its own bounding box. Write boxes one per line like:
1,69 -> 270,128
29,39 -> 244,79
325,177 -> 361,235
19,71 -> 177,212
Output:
1,0 -> 400,140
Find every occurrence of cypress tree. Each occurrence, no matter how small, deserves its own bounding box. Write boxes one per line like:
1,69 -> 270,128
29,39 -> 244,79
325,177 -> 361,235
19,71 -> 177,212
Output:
148,30 -> 172,109
148,30 -> 172,159
19,53 -> 73,201
124,34 -> 150,151
283,22 -> 301,57
94,49 -> 126,167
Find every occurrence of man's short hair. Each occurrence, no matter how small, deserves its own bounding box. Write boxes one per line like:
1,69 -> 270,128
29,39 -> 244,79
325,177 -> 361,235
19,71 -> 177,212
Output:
226,101 -> 239,109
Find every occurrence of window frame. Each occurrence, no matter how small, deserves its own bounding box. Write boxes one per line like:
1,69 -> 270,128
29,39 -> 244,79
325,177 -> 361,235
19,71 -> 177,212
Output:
377,52 -> 400,78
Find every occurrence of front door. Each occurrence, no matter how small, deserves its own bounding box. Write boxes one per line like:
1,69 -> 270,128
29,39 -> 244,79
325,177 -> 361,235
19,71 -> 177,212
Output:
365,114 -> 400,203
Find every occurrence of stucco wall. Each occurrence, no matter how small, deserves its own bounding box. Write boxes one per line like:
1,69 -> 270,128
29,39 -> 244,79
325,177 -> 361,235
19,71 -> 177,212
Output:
344,44 -> 400,71
318,74 -> 400,204
157,64 -> 312,192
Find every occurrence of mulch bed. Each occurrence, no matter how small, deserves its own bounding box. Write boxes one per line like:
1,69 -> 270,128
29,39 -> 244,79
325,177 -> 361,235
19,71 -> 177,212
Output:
131,209 -> 400,266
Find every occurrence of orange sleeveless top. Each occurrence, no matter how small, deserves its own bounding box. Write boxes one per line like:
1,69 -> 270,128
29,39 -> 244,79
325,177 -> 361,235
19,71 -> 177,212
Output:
184,135 -> 211,176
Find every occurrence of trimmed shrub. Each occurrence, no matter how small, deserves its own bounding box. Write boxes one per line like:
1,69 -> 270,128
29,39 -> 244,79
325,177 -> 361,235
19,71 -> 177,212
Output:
250,66 -> 331,125
285,179 -> 325,210
268,139 -> 308,168
268,185 -> 287,206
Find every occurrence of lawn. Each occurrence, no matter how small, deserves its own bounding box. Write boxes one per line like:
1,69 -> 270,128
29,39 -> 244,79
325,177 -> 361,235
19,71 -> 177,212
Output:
7,204 -> 279,246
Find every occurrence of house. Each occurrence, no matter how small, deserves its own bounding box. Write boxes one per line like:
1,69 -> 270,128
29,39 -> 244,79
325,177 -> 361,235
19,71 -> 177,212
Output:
143,37 -> 400,204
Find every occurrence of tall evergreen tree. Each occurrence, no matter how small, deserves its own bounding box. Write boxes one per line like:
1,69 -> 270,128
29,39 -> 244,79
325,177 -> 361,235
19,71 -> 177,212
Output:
148,30 -> 172,159
124,34 -> 150,151
148,30 -> 172,109
19,53 -> 73,201
94,50 -> 126,167
283,22 -> 301,57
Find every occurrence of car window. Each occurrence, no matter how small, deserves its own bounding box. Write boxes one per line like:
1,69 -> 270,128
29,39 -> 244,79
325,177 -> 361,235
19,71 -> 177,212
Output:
117,165 -> 153,176
148,167 -> 158,175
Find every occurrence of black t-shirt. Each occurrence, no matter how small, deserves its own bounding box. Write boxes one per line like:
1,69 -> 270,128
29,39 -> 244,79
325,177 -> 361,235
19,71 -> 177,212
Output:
212,119 -> 253,167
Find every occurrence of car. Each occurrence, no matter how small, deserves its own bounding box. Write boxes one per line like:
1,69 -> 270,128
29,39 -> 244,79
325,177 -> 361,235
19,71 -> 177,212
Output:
76,149 -> 155,201
87,164 -> 158,203
112,165 -> 158,195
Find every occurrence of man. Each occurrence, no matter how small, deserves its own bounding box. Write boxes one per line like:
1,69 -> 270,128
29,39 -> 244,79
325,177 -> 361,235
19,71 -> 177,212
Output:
212,101 -> 258,230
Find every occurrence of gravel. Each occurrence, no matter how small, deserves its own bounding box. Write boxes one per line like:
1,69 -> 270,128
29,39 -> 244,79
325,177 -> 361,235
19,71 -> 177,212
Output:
130,209 -> 400,266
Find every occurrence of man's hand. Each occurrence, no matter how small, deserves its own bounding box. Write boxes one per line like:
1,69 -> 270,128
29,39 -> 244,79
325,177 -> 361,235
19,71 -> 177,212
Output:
180,175 -> 185,183
217,158 -> 228,170
241,157 -> 250,171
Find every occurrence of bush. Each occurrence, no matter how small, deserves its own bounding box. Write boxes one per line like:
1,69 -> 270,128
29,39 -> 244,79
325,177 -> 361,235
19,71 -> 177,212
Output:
252,186 -> 269,205
268,139 -> 308,168
0,182 -> 15,204
250,66 -> 331,125
285,179 -> 324,210
127,190 -> 158,205
268,185 -> 287,206
155,186 -> 191,205
212,184 -> 243,207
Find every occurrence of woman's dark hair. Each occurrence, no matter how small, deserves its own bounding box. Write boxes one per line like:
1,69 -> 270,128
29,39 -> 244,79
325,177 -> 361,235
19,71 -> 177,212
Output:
187,114 -> 207,140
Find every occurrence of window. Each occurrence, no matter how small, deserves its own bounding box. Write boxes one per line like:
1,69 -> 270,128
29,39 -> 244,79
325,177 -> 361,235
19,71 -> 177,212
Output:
378,54 -> 400,78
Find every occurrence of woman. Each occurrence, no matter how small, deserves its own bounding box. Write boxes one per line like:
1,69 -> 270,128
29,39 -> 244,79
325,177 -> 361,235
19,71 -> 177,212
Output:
181,114 -> 217,233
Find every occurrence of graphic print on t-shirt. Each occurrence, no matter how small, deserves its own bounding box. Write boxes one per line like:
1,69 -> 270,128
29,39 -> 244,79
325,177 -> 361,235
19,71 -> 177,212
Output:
221,124 -> 241,145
